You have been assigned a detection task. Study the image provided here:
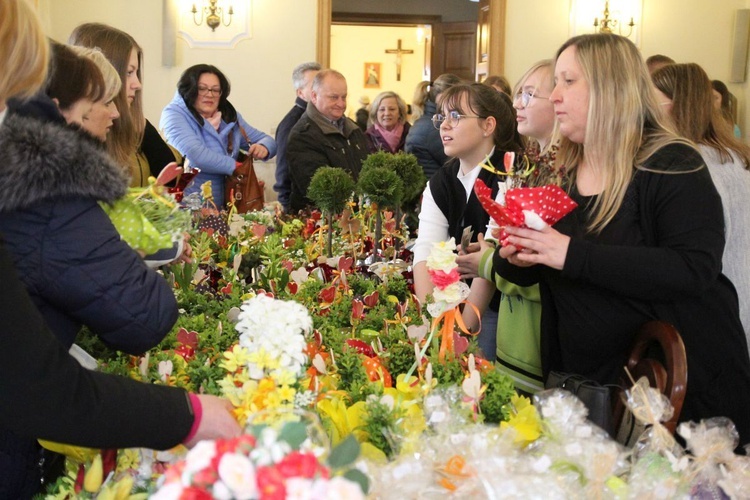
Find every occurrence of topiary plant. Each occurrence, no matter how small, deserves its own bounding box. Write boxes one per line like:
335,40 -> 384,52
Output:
307,167 -> 356,257
357,162 -> 403,261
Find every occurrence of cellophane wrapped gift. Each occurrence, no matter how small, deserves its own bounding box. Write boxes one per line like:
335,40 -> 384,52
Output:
622,377 -> 690,499
678,417 -> 750,499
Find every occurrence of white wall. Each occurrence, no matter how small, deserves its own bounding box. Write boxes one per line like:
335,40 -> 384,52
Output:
331,24 -> 428,121
39,0 -> 317,137
503,0 -> 750,139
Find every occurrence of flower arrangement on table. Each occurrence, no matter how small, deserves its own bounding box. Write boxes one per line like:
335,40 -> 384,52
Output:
151,420 -> 368,500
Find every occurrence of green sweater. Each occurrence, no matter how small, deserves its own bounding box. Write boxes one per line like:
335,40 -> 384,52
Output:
479,248 -> 543,393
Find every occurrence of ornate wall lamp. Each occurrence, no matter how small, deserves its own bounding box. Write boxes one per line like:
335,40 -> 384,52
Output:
593,0 -> 635,37
192,0 -> 234,31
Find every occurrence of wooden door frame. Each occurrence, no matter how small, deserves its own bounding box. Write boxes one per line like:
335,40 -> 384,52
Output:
316,0 -> 506,75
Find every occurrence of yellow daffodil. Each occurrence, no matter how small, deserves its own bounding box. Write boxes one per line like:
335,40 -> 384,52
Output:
499,394 -> 543,446
84,454 -> 104,493
395,374 -> 421,401
38,440 -> 98,463
317,397 -> 367,445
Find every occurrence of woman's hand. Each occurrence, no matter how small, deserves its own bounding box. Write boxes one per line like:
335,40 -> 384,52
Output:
184,395 -> 241,448
247,144 -> 269,160
175,232 -> 193,264
502,225 -> 570,270
456,233 -> 492,279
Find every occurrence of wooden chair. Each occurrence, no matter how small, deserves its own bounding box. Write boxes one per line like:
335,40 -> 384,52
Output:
612,321 -> 688,444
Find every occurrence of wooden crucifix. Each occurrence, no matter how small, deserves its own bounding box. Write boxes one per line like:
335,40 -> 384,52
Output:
385,39 -> 414,81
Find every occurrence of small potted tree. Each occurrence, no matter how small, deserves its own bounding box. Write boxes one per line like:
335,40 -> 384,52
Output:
357,161 -> 403,262
307,167 -> 356,258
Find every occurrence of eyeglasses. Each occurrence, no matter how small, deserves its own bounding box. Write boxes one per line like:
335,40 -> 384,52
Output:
514,89 -> 549,108
197,85 -> 222,97
432,110 -> 484,129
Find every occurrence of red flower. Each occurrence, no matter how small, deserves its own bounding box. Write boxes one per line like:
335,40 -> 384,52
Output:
276,451 -> 320,479
191,468 -> 219,489
257,466 -> 286,500
428,269 -> 460,290
180,486 -> 214,500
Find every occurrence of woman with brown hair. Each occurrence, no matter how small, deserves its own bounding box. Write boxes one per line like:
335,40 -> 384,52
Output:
405,73 -> 463,180
652,62 -> 750,345
69,23 -> 179,186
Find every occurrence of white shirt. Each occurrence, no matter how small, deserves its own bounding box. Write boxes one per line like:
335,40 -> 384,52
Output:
413,159 -> 495,264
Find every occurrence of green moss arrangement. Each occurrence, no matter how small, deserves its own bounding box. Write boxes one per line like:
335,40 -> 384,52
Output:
307,167 -> 356,257
357,162 -> 403,261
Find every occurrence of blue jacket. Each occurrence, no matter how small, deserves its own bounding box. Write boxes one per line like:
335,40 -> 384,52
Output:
404,100 -> 448,180
0,113 -> 177,354
160,91 -> 276,202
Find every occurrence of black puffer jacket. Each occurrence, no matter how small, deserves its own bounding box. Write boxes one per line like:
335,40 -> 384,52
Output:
0,112 -> 177,354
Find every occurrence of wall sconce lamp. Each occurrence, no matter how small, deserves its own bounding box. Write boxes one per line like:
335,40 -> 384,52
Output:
192,0 -> 234,31
593,0 -> 635,36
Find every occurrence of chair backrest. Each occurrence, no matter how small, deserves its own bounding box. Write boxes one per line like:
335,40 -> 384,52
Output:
613,320 -> 688,442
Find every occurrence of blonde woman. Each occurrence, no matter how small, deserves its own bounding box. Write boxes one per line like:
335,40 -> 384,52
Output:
69,46 -> 121,141
70,23 -> 179,186
479,34 -> 750,444
0,6 -> 238,495
652,62 -> 750,348
366,90 -> 410,153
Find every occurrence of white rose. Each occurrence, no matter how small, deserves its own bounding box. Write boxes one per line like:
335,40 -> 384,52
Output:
322,476 -> 366,500
183,440 -> 217,475
425,238 -> 458,273
285,478 -> 315,500
150,482 -> 184,500
218,453 -> 257,500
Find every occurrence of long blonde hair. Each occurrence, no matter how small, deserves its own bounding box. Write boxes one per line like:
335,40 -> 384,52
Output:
512,59 -> 554,152
69,23 -> 145,169
69,46 -> 122,103
553,34 -> 692,233
0,0 -> 48,102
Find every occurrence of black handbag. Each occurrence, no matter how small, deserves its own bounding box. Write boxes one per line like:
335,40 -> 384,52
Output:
545,371 -> 616,436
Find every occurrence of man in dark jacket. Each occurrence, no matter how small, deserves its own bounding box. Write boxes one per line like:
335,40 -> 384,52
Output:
286,69 -> 369,212
273,61 -> 321,211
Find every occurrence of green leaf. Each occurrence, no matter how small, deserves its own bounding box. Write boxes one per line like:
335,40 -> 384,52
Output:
342,468 -> 370,494
360,329 -> 380,337
279,421 -> 308,449
327,434 -> 361,469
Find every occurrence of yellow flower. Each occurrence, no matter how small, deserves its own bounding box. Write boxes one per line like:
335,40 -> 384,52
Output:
117,448 -> 141,471
277,384 -> 296,402
84,454 -> 103,493
499,395 -> 542,446
395,374 -> 420,401
38,440 -> 98,463
221,345 -> 251,372
317,397 -> 367,445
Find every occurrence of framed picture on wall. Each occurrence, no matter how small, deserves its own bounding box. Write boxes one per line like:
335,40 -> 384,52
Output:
364,63 -> 381,88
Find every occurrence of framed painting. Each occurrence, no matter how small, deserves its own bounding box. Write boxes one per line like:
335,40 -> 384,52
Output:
364,62 -> 381,88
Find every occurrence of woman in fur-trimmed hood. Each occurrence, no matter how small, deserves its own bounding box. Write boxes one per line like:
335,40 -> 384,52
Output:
0,106 -> 178,354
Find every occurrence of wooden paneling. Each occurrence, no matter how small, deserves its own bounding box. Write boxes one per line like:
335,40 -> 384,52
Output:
441,22 -> 476,81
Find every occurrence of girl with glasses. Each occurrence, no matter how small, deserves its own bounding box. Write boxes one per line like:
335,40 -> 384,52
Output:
404,73 -> 462,180
456,60 -> 557,394
412,83 -> 524,361
160,64 -> 277,203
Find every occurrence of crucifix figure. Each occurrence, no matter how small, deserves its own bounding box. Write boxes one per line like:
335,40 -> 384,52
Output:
385,39 -> 414,81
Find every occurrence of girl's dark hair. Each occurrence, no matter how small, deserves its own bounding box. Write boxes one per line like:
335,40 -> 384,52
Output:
177,64 -> 237,124
437,82 -> 525,153
45,41 -> 105,110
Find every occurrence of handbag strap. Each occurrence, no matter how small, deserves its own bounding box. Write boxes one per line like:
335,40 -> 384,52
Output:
227,123 -> 251,156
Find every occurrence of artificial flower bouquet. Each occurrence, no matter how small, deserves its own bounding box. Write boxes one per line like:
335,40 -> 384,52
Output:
474,148 -> 577,248
152,419 -> 368,500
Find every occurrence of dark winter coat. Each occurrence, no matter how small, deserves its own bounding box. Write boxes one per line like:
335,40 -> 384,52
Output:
0,113 -> 178,354
404,101 -> 448,180
286,102 -> 369,212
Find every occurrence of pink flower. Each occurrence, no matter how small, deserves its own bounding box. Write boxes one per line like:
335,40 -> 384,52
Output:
428,268 -> 460,290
